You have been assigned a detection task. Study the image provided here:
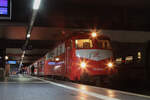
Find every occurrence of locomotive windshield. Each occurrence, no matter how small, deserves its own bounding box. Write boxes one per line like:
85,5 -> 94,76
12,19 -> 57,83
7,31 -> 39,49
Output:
75,39 -> 93,49
96,39 -> 112,49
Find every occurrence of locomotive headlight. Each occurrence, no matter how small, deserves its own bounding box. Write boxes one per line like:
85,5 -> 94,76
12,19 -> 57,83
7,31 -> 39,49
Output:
55,58 -> 59,61
107,62 -> 113,68
91,32 -> 97,38
80,62 -> 86,68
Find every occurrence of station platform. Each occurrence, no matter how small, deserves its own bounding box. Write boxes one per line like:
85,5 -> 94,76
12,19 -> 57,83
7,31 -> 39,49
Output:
0,75 -> 150,100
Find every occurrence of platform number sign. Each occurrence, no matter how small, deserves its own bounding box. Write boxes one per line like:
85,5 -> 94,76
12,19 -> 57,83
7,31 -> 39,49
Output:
0,0 -> 11,19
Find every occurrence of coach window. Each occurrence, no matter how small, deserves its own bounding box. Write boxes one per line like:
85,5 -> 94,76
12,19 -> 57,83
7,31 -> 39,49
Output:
62,43 -> 65,53
59,45 -> 62,54
70,40 -> 73,49
56,47 -> 59,56
115,58 -> 122,64
75,39 -> 93,49
58,45 -> 62,55
137,52 -> 141,59
125,56 -> 133,64
54,48 -> 57,57
98,40 -> 103,48
67,40 -> 72,50
46,52 -> 52,60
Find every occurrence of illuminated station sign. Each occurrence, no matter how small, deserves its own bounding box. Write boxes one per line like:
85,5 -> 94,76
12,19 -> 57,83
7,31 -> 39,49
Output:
0,0 -> 11,19
7,61 -> 16,64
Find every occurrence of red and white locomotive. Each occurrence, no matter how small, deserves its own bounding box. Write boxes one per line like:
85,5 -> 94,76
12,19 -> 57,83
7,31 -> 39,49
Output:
42,32 -> 116,81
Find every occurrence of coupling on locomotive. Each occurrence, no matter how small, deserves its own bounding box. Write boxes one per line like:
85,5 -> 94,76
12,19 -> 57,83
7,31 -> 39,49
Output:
28,32 -> 117,81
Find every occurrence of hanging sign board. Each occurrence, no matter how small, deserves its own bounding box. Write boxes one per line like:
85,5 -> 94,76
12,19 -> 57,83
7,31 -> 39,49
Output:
0,0 -> 11,20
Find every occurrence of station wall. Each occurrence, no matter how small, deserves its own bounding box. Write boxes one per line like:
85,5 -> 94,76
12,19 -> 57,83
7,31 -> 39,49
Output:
101,30 -> 150,43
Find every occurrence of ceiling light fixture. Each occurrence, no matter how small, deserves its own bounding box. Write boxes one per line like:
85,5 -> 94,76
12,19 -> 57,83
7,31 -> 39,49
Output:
27,34 -> 31,38
33,0 -> 41,10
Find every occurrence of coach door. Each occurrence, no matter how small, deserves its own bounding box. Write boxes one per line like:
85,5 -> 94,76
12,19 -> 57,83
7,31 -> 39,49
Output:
65,40 -> 72,74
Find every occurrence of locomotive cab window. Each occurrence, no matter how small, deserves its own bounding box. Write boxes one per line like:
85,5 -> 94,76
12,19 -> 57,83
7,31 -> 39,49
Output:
97,40 -> 111,49
75,39 -> 93,49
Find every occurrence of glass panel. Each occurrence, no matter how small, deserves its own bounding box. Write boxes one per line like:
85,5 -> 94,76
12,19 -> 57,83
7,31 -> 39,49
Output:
97,39 -> 111,49
125,56 -> 133,61
115,58 -> 122,64
137,52 -> 141,59
75,39 -> 93,49
0,0 -> 8,15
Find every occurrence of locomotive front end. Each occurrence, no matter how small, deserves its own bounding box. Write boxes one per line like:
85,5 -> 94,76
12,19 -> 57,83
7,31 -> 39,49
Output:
74,32 -> 116,80
76,49 -> 115,76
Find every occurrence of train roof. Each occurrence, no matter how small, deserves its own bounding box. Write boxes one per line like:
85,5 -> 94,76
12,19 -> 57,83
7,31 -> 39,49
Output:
68,33 -> 110,40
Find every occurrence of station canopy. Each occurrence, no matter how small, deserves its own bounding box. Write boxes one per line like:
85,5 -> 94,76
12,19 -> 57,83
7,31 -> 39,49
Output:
0,0 -> 150,66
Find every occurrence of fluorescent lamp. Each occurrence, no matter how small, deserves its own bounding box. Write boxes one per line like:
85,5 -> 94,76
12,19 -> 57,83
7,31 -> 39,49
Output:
27,34 -> 31,38
5,56 -> 8,60
33,0 -> 41,10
